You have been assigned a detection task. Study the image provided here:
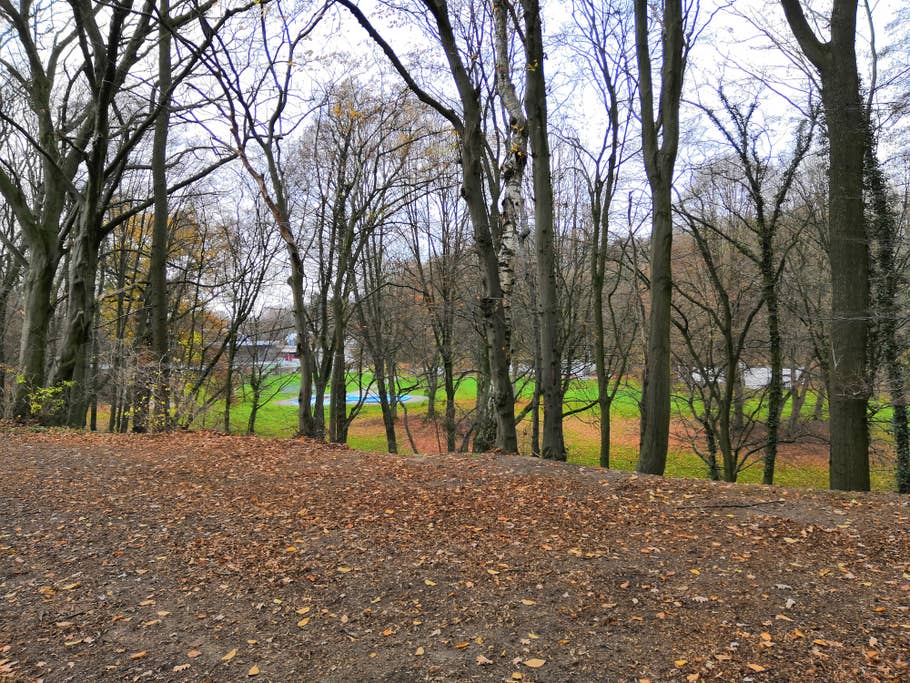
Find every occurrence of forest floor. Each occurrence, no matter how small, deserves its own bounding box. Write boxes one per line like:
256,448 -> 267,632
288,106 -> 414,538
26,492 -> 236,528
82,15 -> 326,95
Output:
1,431 -> 908,683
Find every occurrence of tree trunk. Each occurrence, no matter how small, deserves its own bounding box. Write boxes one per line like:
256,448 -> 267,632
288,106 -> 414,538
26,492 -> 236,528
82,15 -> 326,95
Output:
424,366 -> 438,421
634,0 -> 684,475
13,246 -> 56,418
763,255 -> 784,484
522,0 -> 564,461
443,356 -> 457,452
223,337 -> 236,433
780,0 -> 869,491
375,358 -> 398,454
864,115 -> 910,493
51,224 -> 100,427
149,0 -> 173,429
329,298 -> 347,443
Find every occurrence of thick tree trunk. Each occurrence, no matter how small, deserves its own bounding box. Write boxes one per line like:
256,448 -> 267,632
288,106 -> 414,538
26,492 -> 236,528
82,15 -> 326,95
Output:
13,246 -> 56,418
51,224 -> 100,427
637,185 -> 674,473
634,0 -> 683,475
780,0 -> 869,491
822,59 -> 870,492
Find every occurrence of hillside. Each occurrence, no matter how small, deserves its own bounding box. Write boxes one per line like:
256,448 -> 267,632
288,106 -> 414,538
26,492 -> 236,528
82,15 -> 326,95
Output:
0,432 -> 907,682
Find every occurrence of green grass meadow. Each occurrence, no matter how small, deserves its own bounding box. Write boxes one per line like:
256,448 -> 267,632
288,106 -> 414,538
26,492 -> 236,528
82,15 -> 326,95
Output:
195,372 -> 898,492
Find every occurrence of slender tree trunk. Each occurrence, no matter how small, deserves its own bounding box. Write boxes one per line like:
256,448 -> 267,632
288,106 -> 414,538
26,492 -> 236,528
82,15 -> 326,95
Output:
522,0 -> 564,460
763,264 -> 784,484
424,367 -> 438,421
223,338 -> 236,433
375,358 -> 398,454
247,384 -> 262,435
329,298 -> 347,443
443,356 -> 457,452
149,0 -> 173,428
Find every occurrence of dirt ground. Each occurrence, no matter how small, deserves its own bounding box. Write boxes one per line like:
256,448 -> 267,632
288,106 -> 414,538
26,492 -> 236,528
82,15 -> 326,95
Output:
1,431 -> 908,683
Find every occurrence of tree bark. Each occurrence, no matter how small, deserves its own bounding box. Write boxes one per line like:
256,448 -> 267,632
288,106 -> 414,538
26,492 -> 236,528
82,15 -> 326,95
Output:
149,0 -> 173,428
780,0 -> 870,490
522,0 -> 565,460
634,0 -> 685,475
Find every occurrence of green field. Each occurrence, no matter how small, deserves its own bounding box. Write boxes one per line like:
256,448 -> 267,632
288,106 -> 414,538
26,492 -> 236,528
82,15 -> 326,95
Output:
198,372 -> 898,492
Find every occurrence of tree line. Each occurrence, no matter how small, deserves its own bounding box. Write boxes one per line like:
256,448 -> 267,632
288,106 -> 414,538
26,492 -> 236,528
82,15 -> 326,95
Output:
0,0 -> 908,493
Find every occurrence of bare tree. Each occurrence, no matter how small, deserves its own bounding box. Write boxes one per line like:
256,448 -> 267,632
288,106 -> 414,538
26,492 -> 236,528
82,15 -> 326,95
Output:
634,0 -> 689,475
337,0 -> 519,453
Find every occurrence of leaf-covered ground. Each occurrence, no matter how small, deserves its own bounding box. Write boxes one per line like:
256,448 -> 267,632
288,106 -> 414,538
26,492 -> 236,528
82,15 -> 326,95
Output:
0,432 -> 908,683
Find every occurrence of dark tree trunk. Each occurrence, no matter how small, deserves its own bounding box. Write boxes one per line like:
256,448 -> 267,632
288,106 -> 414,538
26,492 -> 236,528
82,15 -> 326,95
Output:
781,0 -> 870,491
634,0 -> 684,475
375,359 -> 398,454
329,298 -> 347,444
864,116 -> 910,493
13,246 -> 56,418
149,0 -> 173,428
522,0 -> 564,461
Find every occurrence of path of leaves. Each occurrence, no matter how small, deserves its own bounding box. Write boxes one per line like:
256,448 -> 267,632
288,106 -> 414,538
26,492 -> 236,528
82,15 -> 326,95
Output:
0,431 -> 908,682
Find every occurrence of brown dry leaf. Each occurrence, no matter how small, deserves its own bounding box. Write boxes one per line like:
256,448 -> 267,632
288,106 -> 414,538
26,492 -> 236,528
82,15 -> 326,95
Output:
454,641 -> 470,649
297,617 -> 310,628
520,599 -> 536,606
187,649 -> 202,658
138,599 -> 155,606
477,655 -> 494,665
524,658 -> 546,668
296,606 -> 311,615
221,648 -> 238,661
337,566 -> 353,573
674,659 -> 688,667
424,579 -> 437,586
173,664 -> 191,672
247,664 -> 260,676
415,647 -> 425,656
381,628 -> 394,636
747,663 -> 766,672
130,651 -> 147,660
686,675 -> 700,682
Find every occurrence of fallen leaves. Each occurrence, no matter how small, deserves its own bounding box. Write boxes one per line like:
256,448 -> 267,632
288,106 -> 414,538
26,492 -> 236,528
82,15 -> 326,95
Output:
221,648 -> 237,661
2,431 -> 908,683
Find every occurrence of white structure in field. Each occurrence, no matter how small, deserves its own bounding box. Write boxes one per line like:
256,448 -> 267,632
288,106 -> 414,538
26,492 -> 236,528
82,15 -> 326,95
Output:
689,365 -> 803,390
